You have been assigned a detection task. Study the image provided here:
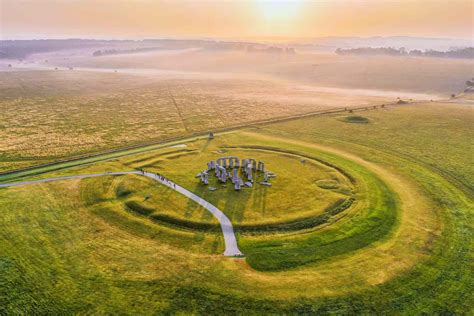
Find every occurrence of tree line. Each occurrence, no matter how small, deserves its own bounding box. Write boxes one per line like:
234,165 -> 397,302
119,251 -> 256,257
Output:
335,47 -> 473,59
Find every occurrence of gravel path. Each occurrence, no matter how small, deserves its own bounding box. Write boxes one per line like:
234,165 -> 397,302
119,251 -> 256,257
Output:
0,171 -> 243,257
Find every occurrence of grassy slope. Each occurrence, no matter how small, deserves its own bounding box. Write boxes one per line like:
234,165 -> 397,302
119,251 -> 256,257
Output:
0,102 -> 472,313
251,102 -> 473,312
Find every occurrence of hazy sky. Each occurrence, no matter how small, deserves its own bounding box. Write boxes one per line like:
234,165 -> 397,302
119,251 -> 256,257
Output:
1,0 -> 473,40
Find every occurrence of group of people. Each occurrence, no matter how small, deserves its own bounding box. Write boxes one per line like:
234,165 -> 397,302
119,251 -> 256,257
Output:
139,168 -> 176,189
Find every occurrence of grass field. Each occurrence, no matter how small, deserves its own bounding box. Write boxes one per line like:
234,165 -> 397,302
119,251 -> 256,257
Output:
1,100 -> 472,313
0,69 -> 401,173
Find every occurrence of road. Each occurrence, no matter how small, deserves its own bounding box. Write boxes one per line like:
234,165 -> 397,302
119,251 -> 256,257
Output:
0,171 -> 244,257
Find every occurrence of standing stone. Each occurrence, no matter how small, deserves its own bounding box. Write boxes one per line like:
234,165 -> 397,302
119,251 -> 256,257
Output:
232,168 -> 238,182
249,159 -> 257,170
247,165 -> 253,181
221,170 -> 227,182
217,166 -> 227,182
208,160 -> 216,171
200,171 -> 209,185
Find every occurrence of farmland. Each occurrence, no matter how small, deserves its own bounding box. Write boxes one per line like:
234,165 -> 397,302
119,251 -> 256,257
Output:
2,49 -> 471,173
0,69 -> 395,172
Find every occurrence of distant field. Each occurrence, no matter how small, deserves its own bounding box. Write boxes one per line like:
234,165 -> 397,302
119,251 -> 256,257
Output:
35,49 -> 474,94
2,48 -> 472,173
1,101 -> 471,313
0,69 -> 399,172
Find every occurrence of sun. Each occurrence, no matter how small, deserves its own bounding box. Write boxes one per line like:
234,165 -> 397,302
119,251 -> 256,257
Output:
256,0 -> 306,21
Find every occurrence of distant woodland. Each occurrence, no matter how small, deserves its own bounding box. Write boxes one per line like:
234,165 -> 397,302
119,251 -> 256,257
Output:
0,39 -> 296,59
335,47 -> 473,59
0,39 -> 105,59
92,47 -> 167,57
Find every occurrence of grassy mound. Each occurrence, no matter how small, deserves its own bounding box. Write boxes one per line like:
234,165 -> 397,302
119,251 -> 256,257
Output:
316,179 -> 340,189
236,198 -> 354,233
115,184 -> 132,197
242,164 -> 397,271
149,213 -> 219,231
343,115 -> 370,124
125,200 -> 155,216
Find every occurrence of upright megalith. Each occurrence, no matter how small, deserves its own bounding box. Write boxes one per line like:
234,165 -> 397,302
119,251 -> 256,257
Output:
231,168 -> 239,183
200,171 -> 209,185
217,166 -> 227,183
246,163 -> 253,181
217,156 -> 240,169
207,160 -> 216,171
229,157 -> 240,168
247,158 -> 257,170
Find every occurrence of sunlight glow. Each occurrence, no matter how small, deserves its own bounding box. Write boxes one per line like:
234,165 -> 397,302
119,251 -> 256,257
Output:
256,0 -> 306,21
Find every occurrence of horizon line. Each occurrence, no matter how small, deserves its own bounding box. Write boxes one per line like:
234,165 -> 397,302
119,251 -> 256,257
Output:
1,35 -> 472,42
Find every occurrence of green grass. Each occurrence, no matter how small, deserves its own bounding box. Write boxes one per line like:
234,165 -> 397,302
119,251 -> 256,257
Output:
0,102 -> 472,313
264,102 -> 473,195
0,136 -> 204,183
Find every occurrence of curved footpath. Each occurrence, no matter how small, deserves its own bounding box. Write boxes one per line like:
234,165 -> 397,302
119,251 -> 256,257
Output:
0,171 -> 244,257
